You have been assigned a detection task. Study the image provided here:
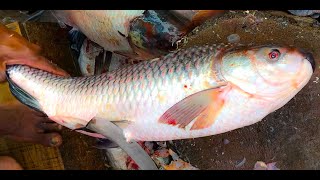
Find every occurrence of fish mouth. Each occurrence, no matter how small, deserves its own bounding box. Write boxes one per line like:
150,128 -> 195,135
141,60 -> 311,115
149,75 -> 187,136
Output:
304,52 -> 316,72
298,48 -> 315,72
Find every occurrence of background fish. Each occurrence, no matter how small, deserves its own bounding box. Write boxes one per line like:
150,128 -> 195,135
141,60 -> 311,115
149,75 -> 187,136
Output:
6,44 -> 314,142
288,10 -> 320,18
52,10 -> 145,57
52,10 -> 225,60
68,30 -> 135,77
55,10 -> 225,77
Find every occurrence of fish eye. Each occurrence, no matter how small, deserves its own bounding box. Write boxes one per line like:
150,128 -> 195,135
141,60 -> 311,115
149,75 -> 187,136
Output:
268,49 -> 281,61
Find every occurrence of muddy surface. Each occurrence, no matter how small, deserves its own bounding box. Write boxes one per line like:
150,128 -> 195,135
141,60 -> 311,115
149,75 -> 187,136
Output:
171,10 -> 320,170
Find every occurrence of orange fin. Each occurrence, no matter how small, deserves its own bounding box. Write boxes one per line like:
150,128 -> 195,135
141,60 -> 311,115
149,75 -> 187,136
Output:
159,85 -> 230,130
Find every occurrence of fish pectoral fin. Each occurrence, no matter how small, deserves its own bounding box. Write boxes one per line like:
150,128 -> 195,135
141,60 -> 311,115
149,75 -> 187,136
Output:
158,85 -> 230,130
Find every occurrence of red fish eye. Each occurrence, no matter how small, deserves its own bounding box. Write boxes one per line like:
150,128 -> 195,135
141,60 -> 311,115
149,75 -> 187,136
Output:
268,50 -> 280,60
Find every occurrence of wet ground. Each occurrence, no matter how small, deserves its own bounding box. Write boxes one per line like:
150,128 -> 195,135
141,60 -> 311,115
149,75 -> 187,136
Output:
171,10 -> 320,170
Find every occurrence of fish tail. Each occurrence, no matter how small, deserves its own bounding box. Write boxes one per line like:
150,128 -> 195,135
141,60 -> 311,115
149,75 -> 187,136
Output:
5,69 -> 43,113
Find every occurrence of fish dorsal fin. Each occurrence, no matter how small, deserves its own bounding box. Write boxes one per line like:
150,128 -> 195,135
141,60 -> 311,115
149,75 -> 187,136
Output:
159,84 -> 230,130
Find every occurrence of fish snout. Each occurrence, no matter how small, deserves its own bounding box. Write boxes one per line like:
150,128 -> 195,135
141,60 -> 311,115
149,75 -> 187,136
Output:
304,52 -> 316,72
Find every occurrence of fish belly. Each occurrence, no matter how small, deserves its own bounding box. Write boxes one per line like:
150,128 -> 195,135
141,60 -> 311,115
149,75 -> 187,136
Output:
123,88 -> 270,141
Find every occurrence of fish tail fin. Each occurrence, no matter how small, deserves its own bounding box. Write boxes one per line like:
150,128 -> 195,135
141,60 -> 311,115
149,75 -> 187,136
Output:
5,70 -> 43,113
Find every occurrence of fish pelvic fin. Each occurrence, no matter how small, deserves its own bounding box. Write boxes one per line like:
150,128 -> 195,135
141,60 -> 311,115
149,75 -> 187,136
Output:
5,69 -> 43,113
159,85 -> 231,130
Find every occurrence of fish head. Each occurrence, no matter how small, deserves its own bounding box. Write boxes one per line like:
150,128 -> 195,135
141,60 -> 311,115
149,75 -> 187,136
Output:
128,10 -> 225,60
220,45 -> 314,101
128,10 -> 187,60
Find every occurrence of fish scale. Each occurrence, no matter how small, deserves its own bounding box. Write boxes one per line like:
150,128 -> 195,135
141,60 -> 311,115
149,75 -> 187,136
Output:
6,44 -> 313,141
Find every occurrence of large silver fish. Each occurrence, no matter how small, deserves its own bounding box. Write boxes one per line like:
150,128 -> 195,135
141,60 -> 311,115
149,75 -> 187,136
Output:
6,44 -> 315,142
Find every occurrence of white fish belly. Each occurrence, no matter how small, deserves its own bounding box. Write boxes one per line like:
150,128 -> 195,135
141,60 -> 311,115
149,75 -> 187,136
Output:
123,88 -> 271,141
